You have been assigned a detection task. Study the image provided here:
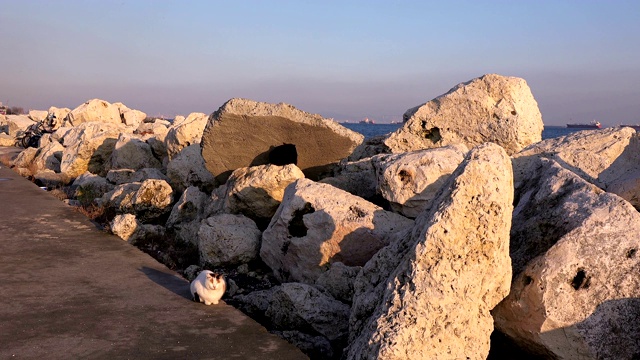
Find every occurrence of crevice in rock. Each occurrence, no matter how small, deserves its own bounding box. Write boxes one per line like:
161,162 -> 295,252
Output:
288,202 -> 315,237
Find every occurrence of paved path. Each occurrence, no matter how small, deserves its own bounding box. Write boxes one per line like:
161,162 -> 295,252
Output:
0,154 -> 307,359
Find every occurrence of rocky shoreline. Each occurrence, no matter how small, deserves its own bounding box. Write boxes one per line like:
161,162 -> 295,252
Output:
1,73 -> 639,360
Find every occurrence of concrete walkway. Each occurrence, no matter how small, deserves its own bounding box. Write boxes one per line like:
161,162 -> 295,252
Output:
0,154 -> 307,359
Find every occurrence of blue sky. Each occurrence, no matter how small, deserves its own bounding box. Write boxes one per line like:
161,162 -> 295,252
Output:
1,0 -> 639,125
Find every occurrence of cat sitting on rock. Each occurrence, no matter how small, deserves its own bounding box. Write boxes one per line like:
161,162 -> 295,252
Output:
190,270 -> 226,305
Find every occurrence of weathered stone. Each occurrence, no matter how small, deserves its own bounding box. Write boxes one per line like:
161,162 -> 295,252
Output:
65,99 -> 122,126
492,158 -> 640,359
198,214 -> 261,266
113,102 -> 146,128
165,112 -> 208,160
47,107 -> 71,129
319,156 -> 379,201
166,186 -> 209,246
131,179 -> 174,221
5,115 -> 35,137
166,144 -> 216,193
346,143 -> 514,360
106,167 -> 169,185
260,178 -> 414,284
374,144 -> 468,218
99,182 -> 141,214
32,138 -> 65,172
28,110 -> 48,122
59,122 -> 123,178
109,133 -> 162,171
314,261 -> 360,304
513,126 -> 640,208
110,213 -> 164,245
72,172 -> 114,201
33,169 -> 67,188
11,147 -> 38,170
201,98 -> 364,183
0,133 -> 14,146
384,74 -> 543,156
221,164 -> 305,225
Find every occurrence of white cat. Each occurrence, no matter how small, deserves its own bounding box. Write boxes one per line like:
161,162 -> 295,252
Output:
190,270 -> 226,305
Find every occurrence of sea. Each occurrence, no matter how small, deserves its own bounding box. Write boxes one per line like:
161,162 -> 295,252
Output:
341,123 -> 588,141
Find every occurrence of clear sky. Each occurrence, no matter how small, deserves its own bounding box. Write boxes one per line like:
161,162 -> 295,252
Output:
1,0 -> 639,126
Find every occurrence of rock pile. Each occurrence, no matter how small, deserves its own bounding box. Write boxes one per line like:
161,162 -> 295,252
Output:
4,73 -> 640,359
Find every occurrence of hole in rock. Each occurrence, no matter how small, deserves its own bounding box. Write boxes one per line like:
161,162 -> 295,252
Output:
627,248 -> 637,259
423,127 -> 441,143
288,202 -> 315,237
523,275 -> 533,286
511,110 -> 517,115
398,169 -> 412,184
571,269 -> 591,290
269,143 -> 298,166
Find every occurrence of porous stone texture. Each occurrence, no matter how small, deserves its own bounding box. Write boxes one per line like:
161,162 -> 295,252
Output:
65,99 -> 122,126
513,126 -> 640,209
166,186 -> 209,246
319,156 -> 379,201
110,213 -> 141,242
260,178 -> 414,284
109,133 -> 162,171
105,168 -> 169,185
131,179 -> 174,221
99,182 -> 142,214
346,142 -> 514,360
198,214 -> 261,267
12,147 -> 38,170
384,74 -> 543,156
72,172 -> 114,200
113,102 -> 146,128
201,98 -> 364,183
220,164 -> 305,225
0,133 -> 14,146
314,261 -> 360,304
492,158 -> 640,360
375,144 -> 468,218
48,106 -> 71,129
235,282 -> 351,343
32,138 -> 65,172
166,144 -> 216,193
59,122 -> 123,178
165,112 -> 208,160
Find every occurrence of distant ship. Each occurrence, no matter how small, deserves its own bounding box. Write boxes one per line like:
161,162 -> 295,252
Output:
359,118 -> 375,124
566,120 -> 601,129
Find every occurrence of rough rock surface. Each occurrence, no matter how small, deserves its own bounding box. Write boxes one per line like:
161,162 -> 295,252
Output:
384,74 -> 543,156
166,186 -> 209,245
261,178 -> 414,284
131,179 -> 174,221
221,164 -> 305,225
32,138 -> 65,172
0,133 -> 14,146
165,112 -> 208,160
198,213 -> 261,267
113,102 -> 146,128
314,261 -> 360,304
201,98 -> 364,183
166,144 -> 216,193
492,158 -> 640,360
110,133 -> 162,171
59,122 -> 123,178
28,110 -> 48,122
513,126 -> 640,208
375,144 -> 468,218
319,156 -> 380,202
5,115 -> 35,137
72,172 -> 114,200
346,143 -> 514,360
65,99 -> 122,126
106,168 -> 169,185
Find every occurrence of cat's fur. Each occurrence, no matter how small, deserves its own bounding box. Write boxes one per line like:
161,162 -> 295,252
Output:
190,270 -> 226,305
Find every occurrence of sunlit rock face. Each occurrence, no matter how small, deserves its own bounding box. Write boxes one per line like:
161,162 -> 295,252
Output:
200,98 -> 363,183
384,73 -> 543,156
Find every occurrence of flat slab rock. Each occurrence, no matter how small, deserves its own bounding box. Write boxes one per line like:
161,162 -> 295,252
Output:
201,98 -> 364,183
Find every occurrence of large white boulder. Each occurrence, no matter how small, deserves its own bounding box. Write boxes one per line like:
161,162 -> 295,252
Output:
65,99 -> 122,126
59,122 -> 123,178
166,144 -> 216,193
384,74 -> 543,156
113,102 -> 146,128
109,133 -> 162,171
492,158 -> 640,359
28,110 -> 48,122
166,186 -> 210,246
261,178 -> 414,284
198,214 -> 261,266
165,112 -> 208,160
346,143 -> 514,360
32,137 -> 65,173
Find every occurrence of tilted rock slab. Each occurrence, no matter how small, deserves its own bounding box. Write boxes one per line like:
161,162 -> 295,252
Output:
384,74 -> 543,156
375,144 -> 468,218
261,178 -> 414,284
513,126 -> 640,209
165,112 -> 208,160
492,158 -> 640,359
65,99 -> 122,126
201,98 -> 364,183
346,143 -> 514,360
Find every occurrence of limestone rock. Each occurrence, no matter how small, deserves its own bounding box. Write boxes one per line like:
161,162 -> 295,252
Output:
113,102 -> 146,128
65,99 -> 122,126
32,138 -> 65,172
513,126 -> 640,208
165,112 -> 208,160
33,169 -> 67,188
319,157 -> 379,201
346,143 -> 514,360
28,110 -> 48,122
72,172 -> 114,201
314,262 -> 360,304
198,214 -> 261,266
0,133 -> 14,146
11,147 -> 38,170
166,186 -> 209,246
99,182 -> 142,214
5,115 -> 35,137
106,168 -> 169,185
110,133 -> 162,171
260,178 -> 414,284
201,98 -> 364,183
110,213 -> 165,245
384,74 -> 543,156
221,164 -> 305,225
375,144 -> 468,218
492,158 -> 640,359
48,106 -> 71,129
131,179 -> 174,221
59,122 -> 123,178
166,144 -> 216,193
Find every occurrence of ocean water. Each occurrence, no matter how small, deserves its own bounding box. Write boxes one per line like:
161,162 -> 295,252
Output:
342,123 -> 591,141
